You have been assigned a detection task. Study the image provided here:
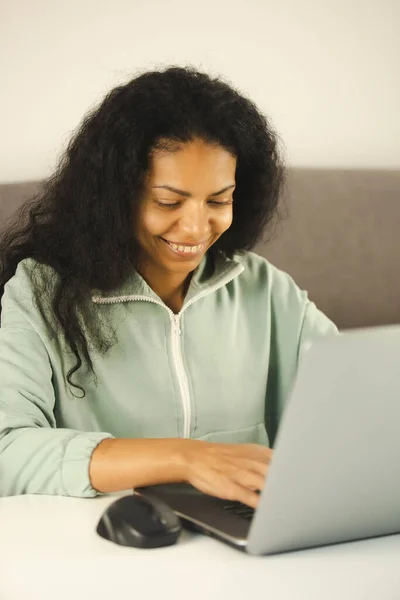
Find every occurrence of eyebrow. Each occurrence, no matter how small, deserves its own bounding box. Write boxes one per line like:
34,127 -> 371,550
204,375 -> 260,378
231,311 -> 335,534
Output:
152,184 -> 236,197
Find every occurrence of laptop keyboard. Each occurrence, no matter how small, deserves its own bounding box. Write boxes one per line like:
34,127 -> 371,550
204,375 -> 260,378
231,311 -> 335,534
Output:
223,501 -> 255,521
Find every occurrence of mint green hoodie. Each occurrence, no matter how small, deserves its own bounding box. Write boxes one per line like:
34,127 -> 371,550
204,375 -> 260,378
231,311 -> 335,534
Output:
0,251 -> 337,497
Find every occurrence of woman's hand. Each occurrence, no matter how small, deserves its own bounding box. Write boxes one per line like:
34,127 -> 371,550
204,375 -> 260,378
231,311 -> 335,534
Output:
90,437 -> 271,506
181,440 -> 272,508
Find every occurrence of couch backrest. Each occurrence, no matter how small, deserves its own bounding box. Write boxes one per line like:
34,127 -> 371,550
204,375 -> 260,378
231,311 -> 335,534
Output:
255,169 -> 400,329
1,169 -> 399,330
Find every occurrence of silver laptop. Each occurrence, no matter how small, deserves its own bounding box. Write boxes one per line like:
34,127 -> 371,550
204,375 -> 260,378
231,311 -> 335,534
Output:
138,325 -> 400,555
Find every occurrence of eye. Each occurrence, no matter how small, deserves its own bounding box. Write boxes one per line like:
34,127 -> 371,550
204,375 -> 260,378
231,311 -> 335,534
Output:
208,200 -> 233,206
154,199 -> 233,209
155,200 -> 180,208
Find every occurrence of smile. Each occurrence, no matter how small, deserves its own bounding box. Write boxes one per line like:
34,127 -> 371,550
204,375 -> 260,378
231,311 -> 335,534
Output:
161,238 -> 206,256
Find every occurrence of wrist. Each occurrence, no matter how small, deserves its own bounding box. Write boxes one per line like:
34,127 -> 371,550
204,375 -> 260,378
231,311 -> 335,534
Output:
171,438 -> 203,484
166,438 -> 193,483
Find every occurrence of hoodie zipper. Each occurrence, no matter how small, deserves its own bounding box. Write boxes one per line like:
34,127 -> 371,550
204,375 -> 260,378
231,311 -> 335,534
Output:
92,264 -> 244,439
169,313 -> 191,438
170,266 -> 244,437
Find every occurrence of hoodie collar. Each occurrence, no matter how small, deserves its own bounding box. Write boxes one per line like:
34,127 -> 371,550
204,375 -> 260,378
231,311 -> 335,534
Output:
91,251 -> 245,306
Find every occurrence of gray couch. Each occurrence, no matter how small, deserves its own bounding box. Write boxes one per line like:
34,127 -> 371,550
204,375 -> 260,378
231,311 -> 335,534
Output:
1,169 -> 400,330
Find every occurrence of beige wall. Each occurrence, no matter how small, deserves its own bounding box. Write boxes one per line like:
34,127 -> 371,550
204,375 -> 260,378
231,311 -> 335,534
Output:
0,0 -> 399,182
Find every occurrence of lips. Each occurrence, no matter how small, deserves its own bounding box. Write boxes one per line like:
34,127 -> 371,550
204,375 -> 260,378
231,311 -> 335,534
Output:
161,238 -> 206,257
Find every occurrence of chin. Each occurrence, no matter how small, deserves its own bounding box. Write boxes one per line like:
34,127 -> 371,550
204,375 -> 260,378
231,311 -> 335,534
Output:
165,255 -> 203,270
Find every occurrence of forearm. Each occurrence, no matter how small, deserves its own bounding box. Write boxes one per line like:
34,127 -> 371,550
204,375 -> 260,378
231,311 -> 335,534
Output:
89,437 -> 190,493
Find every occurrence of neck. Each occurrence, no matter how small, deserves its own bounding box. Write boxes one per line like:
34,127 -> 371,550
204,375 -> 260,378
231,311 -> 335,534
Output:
135,259 -> 192,313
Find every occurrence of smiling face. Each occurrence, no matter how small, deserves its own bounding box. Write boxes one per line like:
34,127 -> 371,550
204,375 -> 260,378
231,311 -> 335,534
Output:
135,138 -> 237,281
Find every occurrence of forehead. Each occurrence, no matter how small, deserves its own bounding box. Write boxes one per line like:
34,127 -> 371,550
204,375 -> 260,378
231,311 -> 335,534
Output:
148,141 -> 237,186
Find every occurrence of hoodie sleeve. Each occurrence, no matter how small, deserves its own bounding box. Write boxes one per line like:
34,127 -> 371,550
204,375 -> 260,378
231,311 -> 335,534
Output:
297,299 -> 339,362
0,263 -> 113,497
264,265 -> 339,446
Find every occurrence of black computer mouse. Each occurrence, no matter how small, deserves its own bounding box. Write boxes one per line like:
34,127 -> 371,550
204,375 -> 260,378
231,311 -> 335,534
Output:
96,493 -> 182,549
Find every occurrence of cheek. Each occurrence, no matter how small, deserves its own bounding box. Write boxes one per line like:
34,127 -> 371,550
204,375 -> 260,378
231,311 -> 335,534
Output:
142,210 -> 172,236
216,209 -> 233,232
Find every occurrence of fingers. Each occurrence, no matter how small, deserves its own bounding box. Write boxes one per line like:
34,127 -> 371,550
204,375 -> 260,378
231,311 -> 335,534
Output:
241,444 -> 273,464
233,457 -> 269,479
223,482 -> 261,509
202,458 -> 268,507
185,441 -> 273,509
221,443 -> 272,465
231,467 -> 266,493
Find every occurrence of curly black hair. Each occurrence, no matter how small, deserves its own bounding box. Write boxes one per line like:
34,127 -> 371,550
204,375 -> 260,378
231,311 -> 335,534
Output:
0,65 -> 286,396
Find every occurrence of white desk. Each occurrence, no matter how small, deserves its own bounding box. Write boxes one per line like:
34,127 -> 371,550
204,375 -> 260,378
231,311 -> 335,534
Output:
1,493 -> 400,600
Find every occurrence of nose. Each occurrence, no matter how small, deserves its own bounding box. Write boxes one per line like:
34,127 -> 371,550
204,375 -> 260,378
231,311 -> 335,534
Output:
178,200 -> 209,241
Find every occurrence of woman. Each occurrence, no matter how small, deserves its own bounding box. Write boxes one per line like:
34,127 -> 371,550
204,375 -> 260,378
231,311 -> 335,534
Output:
0,66 -> 337,506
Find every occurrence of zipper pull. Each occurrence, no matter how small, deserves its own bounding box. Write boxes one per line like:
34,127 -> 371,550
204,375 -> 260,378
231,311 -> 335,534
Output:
173,315 -> 181,335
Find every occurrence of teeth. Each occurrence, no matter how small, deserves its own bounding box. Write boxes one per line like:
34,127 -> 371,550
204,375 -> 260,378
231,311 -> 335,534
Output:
168,241 -> 203,253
